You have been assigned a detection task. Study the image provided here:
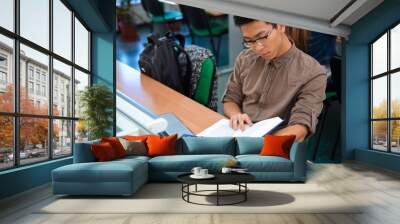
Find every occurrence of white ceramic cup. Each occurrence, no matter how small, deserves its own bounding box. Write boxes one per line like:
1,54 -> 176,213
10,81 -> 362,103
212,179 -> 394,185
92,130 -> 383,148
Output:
221,167 -> 232,174
191,167 -> 202,176
200,169 -> 208,176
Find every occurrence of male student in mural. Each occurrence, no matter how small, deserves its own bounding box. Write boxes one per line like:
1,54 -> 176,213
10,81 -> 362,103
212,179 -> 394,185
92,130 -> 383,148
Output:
222,17 -> 327,141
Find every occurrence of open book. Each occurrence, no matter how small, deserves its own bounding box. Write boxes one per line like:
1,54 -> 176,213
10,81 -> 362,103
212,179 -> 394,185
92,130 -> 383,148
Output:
197,117 -> 283,137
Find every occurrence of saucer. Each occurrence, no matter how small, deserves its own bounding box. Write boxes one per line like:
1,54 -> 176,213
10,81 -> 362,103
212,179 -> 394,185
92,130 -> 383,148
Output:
232,170 -> 249,174
190,174 -> 215,179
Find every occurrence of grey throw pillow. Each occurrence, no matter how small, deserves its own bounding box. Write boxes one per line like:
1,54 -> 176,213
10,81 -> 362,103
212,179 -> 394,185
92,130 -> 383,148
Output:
118,138 -> 147,156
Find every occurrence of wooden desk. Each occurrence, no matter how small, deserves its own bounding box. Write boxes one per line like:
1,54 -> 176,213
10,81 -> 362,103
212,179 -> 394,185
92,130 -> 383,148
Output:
116,61 -> 224,134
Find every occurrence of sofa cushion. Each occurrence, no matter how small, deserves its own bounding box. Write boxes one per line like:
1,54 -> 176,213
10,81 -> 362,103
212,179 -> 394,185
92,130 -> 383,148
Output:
149,154 -> 235,172
124,135 -> 156,149
235,137 -> 263,155
52,159 -> 147,183
147,134 -> 177,157
118,138 -> 147,156
124,135 -> 155,141
260,135 -> 296,159
73,140 -> 100,163
115,155 -> 150,163
177,137 -> 235,155
91,142 -> 118,162
236,155 -> 293,172
101,137 -> 127,158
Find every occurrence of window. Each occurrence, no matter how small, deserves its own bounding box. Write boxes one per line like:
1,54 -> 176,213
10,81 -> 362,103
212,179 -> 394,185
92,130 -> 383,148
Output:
74,69 -> 89,142
28,67 -> 34,80
0,55 -> 7,67
20,0 -> 49,49
19,44 -> 49,115
19,117 -> 49,165
75,17 -> 89,70
0,34 -> 13,113
28,81 -> 34,94
0,1 -> 91,170
53,59 -> 72,117
370,23 -> 400,154
35,70 -> 40,81
42,85 -> 46,97
53,119 -> 72,158
74,69 -> 89,118
36,83 -> 40,95
0,116 -> 13,170
0,54 -> 7,88
0,71 -> 6,85
53,0 -> 72,60
0,0 -> 14,32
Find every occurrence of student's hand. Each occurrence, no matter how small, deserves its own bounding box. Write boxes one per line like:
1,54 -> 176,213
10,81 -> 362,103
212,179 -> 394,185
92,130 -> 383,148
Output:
229,113 -> 253,131
273,124 -> 308,142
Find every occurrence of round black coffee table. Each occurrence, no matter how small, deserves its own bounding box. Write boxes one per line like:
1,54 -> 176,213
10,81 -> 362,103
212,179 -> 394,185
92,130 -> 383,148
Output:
177,173 -> 255,206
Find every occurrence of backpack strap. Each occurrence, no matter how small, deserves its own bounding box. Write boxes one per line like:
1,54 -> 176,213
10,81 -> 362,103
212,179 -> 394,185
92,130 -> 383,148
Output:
170,33 -> 191,96
182,50 -> 192,96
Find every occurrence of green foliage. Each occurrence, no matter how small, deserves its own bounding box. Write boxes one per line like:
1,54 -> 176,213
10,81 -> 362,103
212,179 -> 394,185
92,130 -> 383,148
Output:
79,84 -> 114,140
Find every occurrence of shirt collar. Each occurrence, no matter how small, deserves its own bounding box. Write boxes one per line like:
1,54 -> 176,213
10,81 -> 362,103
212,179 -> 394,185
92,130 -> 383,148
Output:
269,43 -> 298,68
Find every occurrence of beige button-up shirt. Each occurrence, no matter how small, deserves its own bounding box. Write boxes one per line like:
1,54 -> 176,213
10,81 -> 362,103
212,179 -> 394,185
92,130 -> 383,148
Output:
222,45 -> 327,134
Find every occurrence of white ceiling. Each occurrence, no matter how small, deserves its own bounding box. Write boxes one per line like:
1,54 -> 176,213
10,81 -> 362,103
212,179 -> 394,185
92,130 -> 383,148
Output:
169,0 -> 384,37
227,0 -> 352,22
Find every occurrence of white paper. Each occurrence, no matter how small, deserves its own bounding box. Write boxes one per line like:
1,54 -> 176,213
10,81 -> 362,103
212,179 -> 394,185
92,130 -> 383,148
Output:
197,117 -> 283,137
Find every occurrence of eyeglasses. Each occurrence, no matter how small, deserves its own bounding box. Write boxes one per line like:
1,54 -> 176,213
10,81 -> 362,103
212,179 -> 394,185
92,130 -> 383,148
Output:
242,28 -> 275,48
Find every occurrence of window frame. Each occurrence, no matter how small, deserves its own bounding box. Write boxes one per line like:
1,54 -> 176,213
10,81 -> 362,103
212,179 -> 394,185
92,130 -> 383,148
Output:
0,0 -> 92,171
370,20 -> 400,154
0,71 -> 7,85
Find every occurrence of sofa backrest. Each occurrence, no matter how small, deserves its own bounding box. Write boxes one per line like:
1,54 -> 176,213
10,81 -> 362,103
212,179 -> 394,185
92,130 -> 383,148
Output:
73,140 -> 100,163
177,136 -> 236,155
235,137 -> 264,155
76,136 -> 273,161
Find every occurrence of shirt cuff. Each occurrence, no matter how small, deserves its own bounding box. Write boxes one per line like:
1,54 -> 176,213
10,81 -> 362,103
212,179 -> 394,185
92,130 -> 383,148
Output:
288,110 -> 317,135
221,94 -> 242,106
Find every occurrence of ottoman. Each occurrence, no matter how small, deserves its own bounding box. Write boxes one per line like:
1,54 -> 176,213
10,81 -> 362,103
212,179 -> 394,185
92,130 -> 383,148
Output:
52,157 -> 148,196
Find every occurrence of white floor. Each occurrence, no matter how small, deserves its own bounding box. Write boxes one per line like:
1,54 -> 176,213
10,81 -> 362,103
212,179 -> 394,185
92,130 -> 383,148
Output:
1,161 -> 400,224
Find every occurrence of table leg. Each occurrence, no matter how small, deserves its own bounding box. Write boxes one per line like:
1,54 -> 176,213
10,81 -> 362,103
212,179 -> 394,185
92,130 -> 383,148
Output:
217,184 -> 219,206
195,184 -> 197,192
181,184 -> 183,199
245,183 -> 247,201
187,184 -> 190,202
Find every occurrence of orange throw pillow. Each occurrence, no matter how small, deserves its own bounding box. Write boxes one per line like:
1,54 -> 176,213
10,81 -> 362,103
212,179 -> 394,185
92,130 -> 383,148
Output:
101,137 -> 126,158
146,134 -> 177,157
124,135 -> 151,141
91,142 -> 117,162
259,135 -> 296,159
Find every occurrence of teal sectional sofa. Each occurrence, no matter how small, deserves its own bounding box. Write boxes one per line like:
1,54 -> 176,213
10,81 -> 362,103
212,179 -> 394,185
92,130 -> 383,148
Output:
52,137 -> 307,196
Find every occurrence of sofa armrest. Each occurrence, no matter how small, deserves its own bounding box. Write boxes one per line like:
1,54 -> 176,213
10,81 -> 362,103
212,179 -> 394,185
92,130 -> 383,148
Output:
289,141 -> 307,181
73,140 -> 100,163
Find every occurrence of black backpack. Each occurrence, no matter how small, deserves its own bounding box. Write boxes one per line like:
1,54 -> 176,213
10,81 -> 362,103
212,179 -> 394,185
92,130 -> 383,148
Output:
139,33 -> 191,95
